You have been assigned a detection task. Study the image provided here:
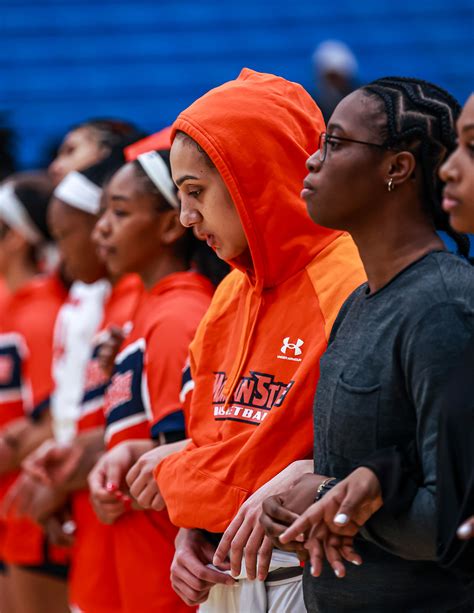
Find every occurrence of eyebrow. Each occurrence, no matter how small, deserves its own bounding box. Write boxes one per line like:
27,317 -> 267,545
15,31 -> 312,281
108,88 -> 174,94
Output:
175,174 -> 200,187
461,123 -> 474,133
326,122 -> 345,133
110,194 -> 130,201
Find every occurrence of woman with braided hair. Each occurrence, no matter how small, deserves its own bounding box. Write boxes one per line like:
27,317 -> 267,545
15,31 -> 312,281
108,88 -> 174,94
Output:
259,78 -> 474,611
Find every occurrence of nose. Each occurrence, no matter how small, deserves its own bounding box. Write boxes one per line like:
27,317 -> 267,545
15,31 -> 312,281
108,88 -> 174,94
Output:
439,150 -> 459,183
179,196 -> 202,228
93,210 -> 111,240
306,150 -> 322,173
48,160 -> 64,185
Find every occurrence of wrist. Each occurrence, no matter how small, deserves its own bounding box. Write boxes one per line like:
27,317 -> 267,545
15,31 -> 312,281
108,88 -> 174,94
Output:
315,477 -> 339,501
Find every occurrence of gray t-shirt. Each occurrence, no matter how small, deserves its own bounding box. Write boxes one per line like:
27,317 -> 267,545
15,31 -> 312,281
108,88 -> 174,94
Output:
306,251 -> 474,613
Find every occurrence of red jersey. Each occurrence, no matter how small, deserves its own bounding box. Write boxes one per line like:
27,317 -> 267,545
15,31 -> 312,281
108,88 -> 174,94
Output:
69,274 -> 142,613
101,270 -> 212,613
0,274 -> 68,565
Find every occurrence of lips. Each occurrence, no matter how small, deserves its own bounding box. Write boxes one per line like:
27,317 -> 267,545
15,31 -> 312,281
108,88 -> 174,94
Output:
301,178 -> 316,200
205,234 -> 217,249
96,244 -> 116,260
194,228 -> 217,248
442,189 -> 461,212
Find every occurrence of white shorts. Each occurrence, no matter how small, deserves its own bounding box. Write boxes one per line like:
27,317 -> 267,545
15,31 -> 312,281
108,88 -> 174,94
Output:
199,551 -> 305,613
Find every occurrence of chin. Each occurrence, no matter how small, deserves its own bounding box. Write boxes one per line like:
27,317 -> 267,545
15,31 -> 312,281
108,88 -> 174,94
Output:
306,199 -> 332,228
309,211 -> 341,231
449,212 -> 474,235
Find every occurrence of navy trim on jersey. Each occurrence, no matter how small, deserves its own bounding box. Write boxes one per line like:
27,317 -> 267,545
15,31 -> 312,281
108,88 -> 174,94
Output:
30,395 -> 50,422
181,364 -> 192,388
150,409 -> 185,440
104,339 -> 150,444
0,341 -> 23,393
82,383 -> 108,405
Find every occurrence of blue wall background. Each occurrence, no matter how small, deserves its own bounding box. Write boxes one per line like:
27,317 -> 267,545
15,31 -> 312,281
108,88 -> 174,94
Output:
1,0 -> 473,169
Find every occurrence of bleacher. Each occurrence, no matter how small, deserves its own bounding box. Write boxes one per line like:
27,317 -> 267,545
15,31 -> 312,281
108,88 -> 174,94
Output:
0,0 -> 473,168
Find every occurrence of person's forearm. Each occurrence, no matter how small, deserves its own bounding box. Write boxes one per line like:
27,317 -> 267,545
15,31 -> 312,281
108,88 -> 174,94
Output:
265,460 -> 314,493
1,415 -> 53,471
62,433 -> 158,493
59,428 -> 107,492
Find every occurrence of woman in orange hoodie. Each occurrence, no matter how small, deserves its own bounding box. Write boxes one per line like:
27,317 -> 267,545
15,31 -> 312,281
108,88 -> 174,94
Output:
125,69 -> 365,611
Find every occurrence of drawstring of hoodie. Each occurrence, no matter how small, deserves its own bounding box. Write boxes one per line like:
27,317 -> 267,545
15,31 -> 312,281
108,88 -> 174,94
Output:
222,283 -> 262,409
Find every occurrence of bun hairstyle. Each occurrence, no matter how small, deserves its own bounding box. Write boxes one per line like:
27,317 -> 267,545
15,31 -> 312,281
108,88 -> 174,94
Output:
73,118 -> 146,151
361,77 -> 469,257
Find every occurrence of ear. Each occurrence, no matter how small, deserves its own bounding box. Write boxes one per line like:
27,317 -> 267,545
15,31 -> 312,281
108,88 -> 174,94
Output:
385,151 -> 417,188
159,210 -> 186,246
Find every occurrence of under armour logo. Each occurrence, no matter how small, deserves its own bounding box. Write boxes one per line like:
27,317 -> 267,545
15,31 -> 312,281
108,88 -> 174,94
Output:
280,337 -> 304,356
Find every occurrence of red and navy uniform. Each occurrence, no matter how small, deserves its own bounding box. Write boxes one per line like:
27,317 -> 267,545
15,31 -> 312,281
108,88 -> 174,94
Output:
68,274 -> 142,613
103,271 -> 212,613
0,274 -> 68,567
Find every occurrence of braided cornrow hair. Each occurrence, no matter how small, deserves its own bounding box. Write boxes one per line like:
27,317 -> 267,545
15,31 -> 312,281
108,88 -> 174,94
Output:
361,77 -> 469,257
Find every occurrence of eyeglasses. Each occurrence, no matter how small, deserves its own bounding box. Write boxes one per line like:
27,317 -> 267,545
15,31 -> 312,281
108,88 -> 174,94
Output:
316,132 -> 390,163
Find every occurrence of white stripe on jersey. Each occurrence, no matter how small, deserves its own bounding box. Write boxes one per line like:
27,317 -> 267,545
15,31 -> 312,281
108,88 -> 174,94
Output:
104,412 -> 149,445
115,337 -> 146,365
179,379 -> 195,403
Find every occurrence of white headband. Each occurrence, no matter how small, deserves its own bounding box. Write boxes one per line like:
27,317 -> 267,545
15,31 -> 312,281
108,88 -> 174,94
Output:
54,170 -> 102,215
137,151 -> 179,209
0,183 -> 43,245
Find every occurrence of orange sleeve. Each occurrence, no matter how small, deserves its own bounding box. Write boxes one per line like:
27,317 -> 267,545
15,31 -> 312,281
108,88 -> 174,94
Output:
146,319 -> 189,440
146,294 -> 209,440
22,308 -> 57,414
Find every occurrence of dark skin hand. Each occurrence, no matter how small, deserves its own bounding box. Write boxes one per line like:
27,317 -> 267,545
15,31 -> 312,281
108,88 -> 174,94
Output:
260,473 -> 325,559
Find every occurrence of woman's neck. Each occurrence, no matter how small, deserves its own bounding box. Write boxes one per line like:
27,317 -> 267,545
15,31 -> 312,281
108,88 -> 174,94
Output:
4,257 -> 38,293
350,217 -> 445,294
139,252 -> 188,291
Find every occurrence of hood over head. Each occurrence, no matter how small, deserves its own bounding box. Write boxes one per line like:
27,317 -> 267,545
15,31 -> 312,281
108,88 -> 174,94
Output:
171,68 -> 341,290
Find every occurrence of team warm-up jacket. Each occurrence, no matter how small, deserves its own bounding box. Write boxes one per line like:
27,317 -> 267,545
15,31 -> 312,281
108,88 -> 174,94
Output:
154,69 -> 366,533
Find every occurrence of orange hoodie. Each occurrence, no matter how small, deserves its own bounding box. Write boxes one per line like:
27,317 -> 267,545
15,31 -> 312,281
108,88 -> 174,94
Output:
155,69 -> 366,533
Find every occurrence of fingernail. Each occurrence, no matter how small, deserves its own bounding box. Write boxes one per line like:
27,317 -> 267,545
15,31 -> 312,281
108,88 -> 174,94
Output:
457,523 -> 472,538
62,520 -> 76,535
106,482 -> 117,492
351,559 -> 362,566
310,564 -> 316,576
334,513 -> 349,525
334,568 -> 342,578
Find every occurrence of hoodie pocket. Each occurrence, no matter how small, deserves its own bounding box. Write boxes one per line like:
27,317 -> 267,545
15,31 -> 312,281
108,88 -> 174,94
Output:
327,375 -> 380,463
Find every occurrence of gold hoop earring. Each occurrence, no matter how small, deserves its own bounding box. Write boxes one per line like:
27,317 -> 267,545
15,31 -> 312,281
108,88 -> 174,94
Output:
387,178 -> 395,192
